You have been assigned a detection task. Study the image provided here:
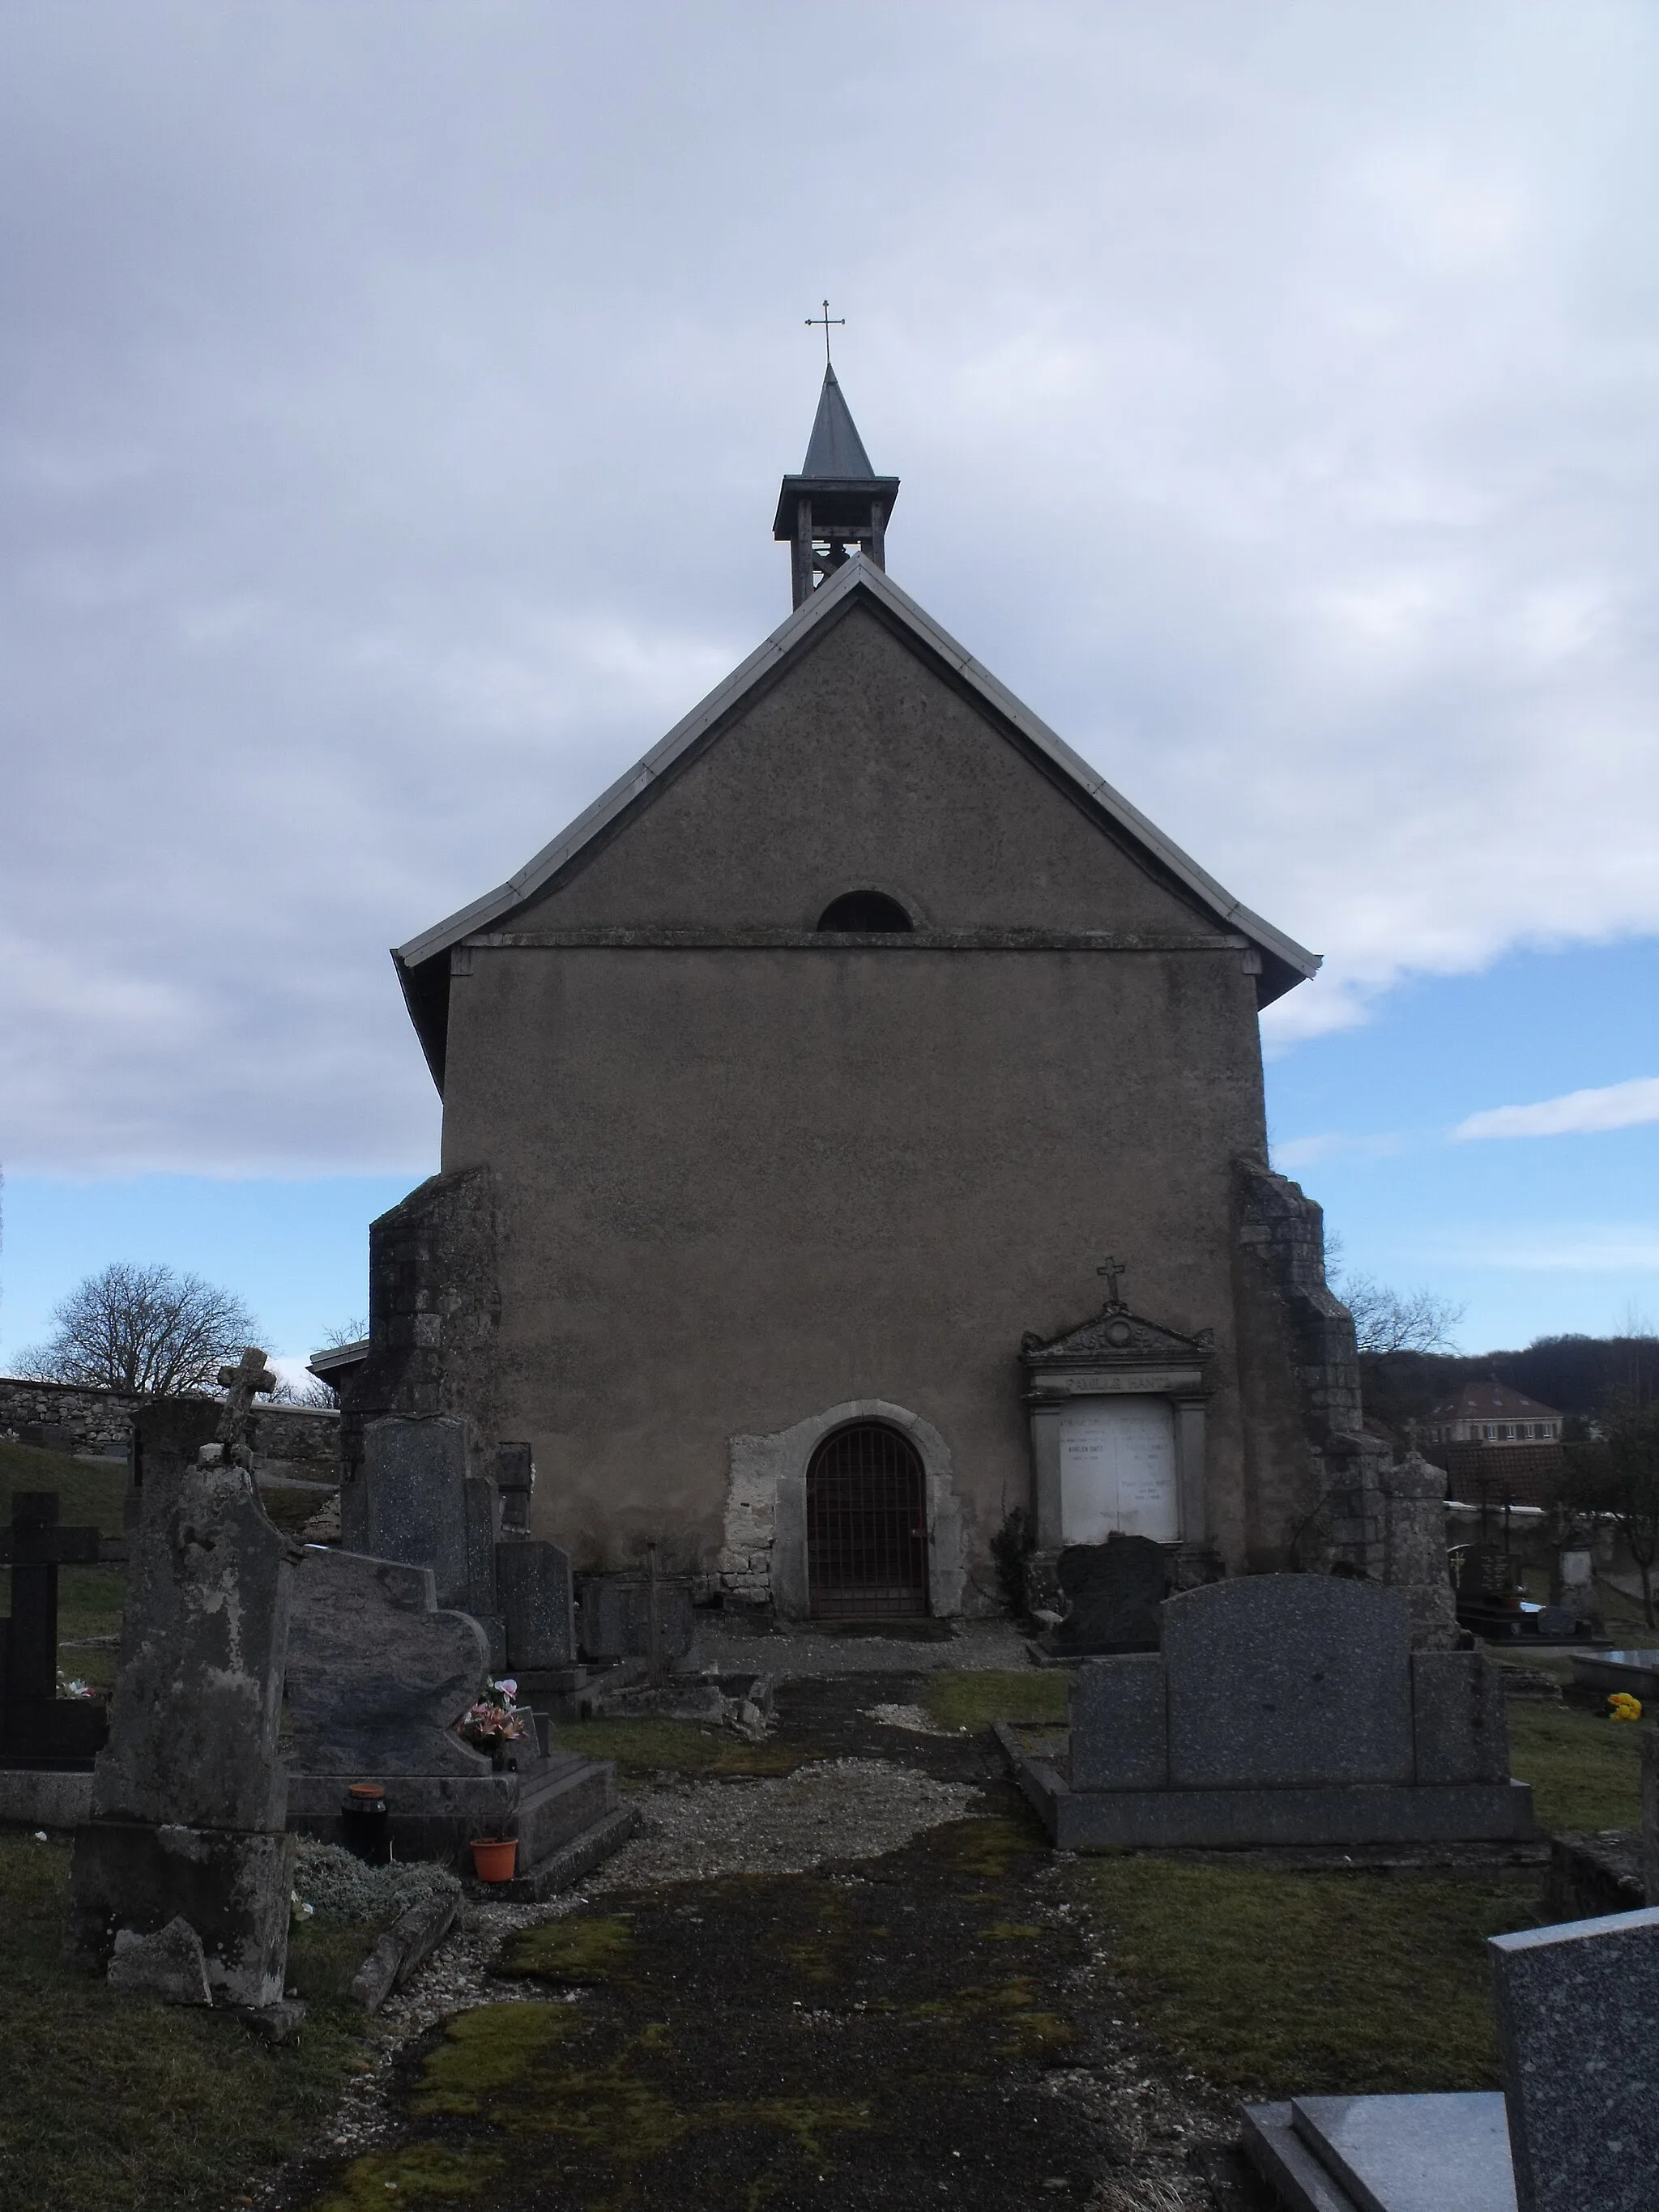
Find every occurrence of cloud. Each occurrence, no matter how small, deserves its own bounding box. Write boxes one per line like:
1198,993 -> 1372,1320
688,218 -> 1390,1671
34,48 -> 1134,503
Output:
1273,1133 -> 1406,1172
1452,1077 -> 1659,1143
1432,1227 -> 1659,1272
2,4 -> 1658,1170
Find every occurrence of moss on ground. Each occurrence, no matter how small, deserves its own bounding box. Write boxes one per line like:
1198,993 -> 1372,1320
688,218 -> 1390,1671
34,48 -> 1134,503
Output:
558,1713 -> 804,1777
0,1832 -> 374,2212
497,1911 -> 638,1982
1079,1856 -> 1538,2099
1506,1698 -> 1646,1831
300,1818 -> 1102,2210
317,2140 -> 502,2209
920,1669 -> 1068,1733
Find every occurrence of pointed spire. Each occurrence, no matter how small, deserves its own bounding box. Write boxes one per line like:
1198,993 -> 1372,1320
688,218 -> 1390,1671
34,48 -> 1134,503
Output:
774,365 -> 899,609
801,364 -> 875,479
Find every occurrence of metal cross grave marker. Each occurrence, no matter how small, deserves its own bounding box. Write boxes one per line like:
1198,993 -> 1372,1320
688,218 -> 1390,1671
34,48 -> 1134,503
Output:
0,1491 -> 108,1768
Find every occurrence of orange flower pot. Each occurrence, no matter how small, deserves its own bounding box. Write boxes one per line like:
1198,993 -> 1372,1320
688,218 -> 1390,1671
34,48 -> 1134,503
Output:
469,1837 -> 518,1882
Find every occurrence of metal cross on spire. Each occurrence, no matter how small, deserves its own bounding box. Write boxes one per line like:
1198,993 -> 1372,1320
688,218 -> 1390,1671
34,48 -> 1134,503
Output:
804,298 -> 844,367
1097,1256 -> 1128,1311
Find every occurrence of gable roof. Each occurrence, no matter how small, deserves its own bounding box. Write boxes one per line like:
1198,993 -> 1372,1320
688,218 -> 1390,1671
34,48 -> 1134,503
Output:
394,556 -> 1321,1085
1431,1378 -> 1562,1424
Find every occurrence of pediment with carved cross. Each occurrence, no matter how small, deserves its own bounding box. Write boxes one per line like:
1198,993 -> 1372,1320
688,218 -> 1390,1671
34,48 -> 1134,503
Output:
1021,1306 -> 1213,1369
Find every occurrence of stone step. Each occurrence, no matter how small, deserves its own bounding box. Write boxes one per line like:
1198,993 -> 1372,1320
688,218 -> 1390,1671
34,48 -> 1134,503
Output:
484,1804 -> 642,1902
1242,2094 -> 1516,2212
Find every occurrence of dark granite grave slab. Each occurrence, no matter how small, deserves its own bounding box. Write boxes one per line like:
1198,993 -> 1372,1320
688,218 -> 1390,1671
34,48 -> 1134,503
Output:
497,1539 -> 576,1670
1492,1904 -> 1659,2212
360,1417 -> 470,1609
1412,1650 -> 1510,1785
1046,1536 -> 1169,1655
1164,1576 -> 1413,1789
578,1573 -> 694,1664
1020,1766 -> 1534,1850
1069,1655 -> 1167,1790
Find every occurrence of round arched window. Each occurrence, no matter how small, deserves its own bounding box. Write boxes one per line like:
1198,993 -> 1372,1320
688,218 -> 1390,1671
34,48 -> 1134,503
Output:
815,891 -> 913,932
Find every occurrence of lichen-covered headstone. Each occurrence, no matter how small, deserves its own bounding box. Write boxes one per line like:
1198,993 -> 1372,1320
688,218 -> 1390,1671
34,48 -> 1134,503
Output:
67,1349 -> 300,2010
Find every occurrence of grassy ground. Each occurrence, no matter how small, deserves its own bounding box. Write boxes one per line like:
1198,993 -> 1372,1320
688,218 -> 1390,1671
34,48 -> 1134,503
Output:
557,1713 -> 804,1779
922,1668 -> 1068,1732
1078,1855 -> 1537,2099
0,1832 -> 375,2212
1505,1698 -> 1645,1830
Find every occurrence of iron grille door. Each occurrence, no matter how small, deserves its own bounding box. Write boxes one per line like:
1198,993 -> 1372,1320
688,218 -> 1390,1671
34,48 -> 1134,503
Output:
806,1423 -> 928,1618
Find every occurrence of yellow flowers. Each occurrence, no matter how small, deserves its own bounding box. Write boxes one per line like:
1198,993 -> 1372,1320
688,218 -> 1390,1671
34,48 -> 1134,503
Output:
1606,1692 -> 1644,1723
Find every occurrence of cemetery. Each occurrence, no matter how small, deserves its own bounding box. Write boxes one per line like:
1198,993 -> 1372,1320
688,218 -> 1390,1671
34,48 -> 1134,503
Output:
1,1387 -> 1656,2212
3,296 -> 1655,2212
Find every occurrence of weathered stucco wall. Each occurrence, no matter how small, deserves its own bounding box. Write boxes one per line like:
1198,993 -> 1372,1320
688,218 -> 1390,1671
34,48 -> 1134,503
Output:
425,601 -> 1312,1600
508,602 -> 1230,939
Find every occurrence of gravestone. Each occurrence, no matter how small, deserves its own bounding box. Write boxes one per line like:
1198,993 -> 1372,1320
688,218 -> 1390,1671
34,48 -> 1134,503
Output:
356,1417 -> 471,1606
284,1541 -> 628,1883
0,1492 -> 109,1768
1243,1906 -> 1659,2209
1493,1905 -> 1659,2212
1164,1575 -> 1414,1788
67,1349 -> 299,2010
578,1571 -> 695,1669
497,1441 -> 534,1536
1045,1535 -> 1170,1655
1645,1732 -> 1659,1908
1013,1573 -> 1532,1849
284,1547 -> 490,1776
353,1415 -> 505,1665
1551,1525 -> 1594,1616
497,1541 -> 577,1671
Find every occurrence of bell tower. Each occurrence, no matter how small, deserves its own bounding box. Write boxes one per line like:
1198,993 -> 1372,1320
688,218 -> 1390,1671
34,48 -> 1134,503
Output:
773,360 -> 900,609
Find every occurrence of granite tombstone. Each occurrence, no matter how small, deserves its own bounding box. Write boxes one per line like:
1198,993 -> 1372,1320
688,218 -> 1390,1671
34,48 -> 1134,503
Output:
1492,1904 -> 1659,2212
1045,1535 -> 1169,1656
1013,1573 -> 1533,1849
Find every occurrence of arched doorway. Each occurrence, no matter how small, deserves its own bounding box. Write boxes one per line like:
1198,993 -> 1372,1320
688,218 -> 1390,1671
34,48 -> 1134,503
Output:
806,1421 -> 928,1618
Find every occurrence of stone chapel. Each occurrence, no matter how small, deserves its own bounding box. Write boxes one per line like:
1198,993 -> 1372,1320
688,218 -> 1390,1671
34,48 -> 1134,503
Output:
330,365 -> 1367,1618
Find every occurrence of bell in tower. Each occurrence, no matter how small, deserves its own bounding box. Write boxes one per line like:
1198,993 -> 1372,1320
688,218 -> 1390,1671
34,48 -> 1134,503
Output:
773,355 -> 900,610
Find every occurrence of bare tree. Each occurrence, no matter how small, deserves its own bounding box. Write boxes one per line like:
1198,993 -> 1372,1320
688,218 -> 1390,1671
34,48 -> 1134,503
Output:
1335,1272 -> 1465,1358
17,1262 -> 259,1398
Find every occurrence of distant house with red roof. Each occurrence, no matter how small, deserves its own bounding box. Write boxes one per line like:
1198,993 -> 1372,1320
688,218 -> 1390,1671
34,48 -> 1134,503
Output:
1423,1378 -> 1563,1448
1422,1377 -> 1565,1507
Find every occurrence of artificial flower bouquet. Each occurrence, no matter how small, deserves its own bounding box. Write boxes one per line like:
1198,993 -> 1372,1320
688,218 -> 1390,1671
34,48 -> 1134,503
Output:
458,1676 -> 531,1753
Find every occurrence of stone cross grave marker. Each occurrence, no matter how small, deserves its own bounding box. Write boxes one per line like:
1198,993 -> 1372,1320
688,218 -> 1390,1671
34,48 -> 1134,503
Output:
0,1491 -> 109,1768
68,1349 -> 300,2012
217,1345 -> 277,1460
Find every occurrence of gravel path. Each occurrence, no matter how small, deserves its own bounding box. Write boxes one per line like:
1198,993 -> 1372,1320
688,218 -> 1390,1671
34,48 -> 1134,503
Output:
299,1752 -> 987,2175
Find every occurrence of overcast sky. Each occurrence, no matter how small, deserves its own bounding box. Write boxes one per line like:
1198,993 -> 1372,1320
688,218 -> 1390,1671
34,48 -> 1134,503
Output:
2,3 -> 1656,1365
